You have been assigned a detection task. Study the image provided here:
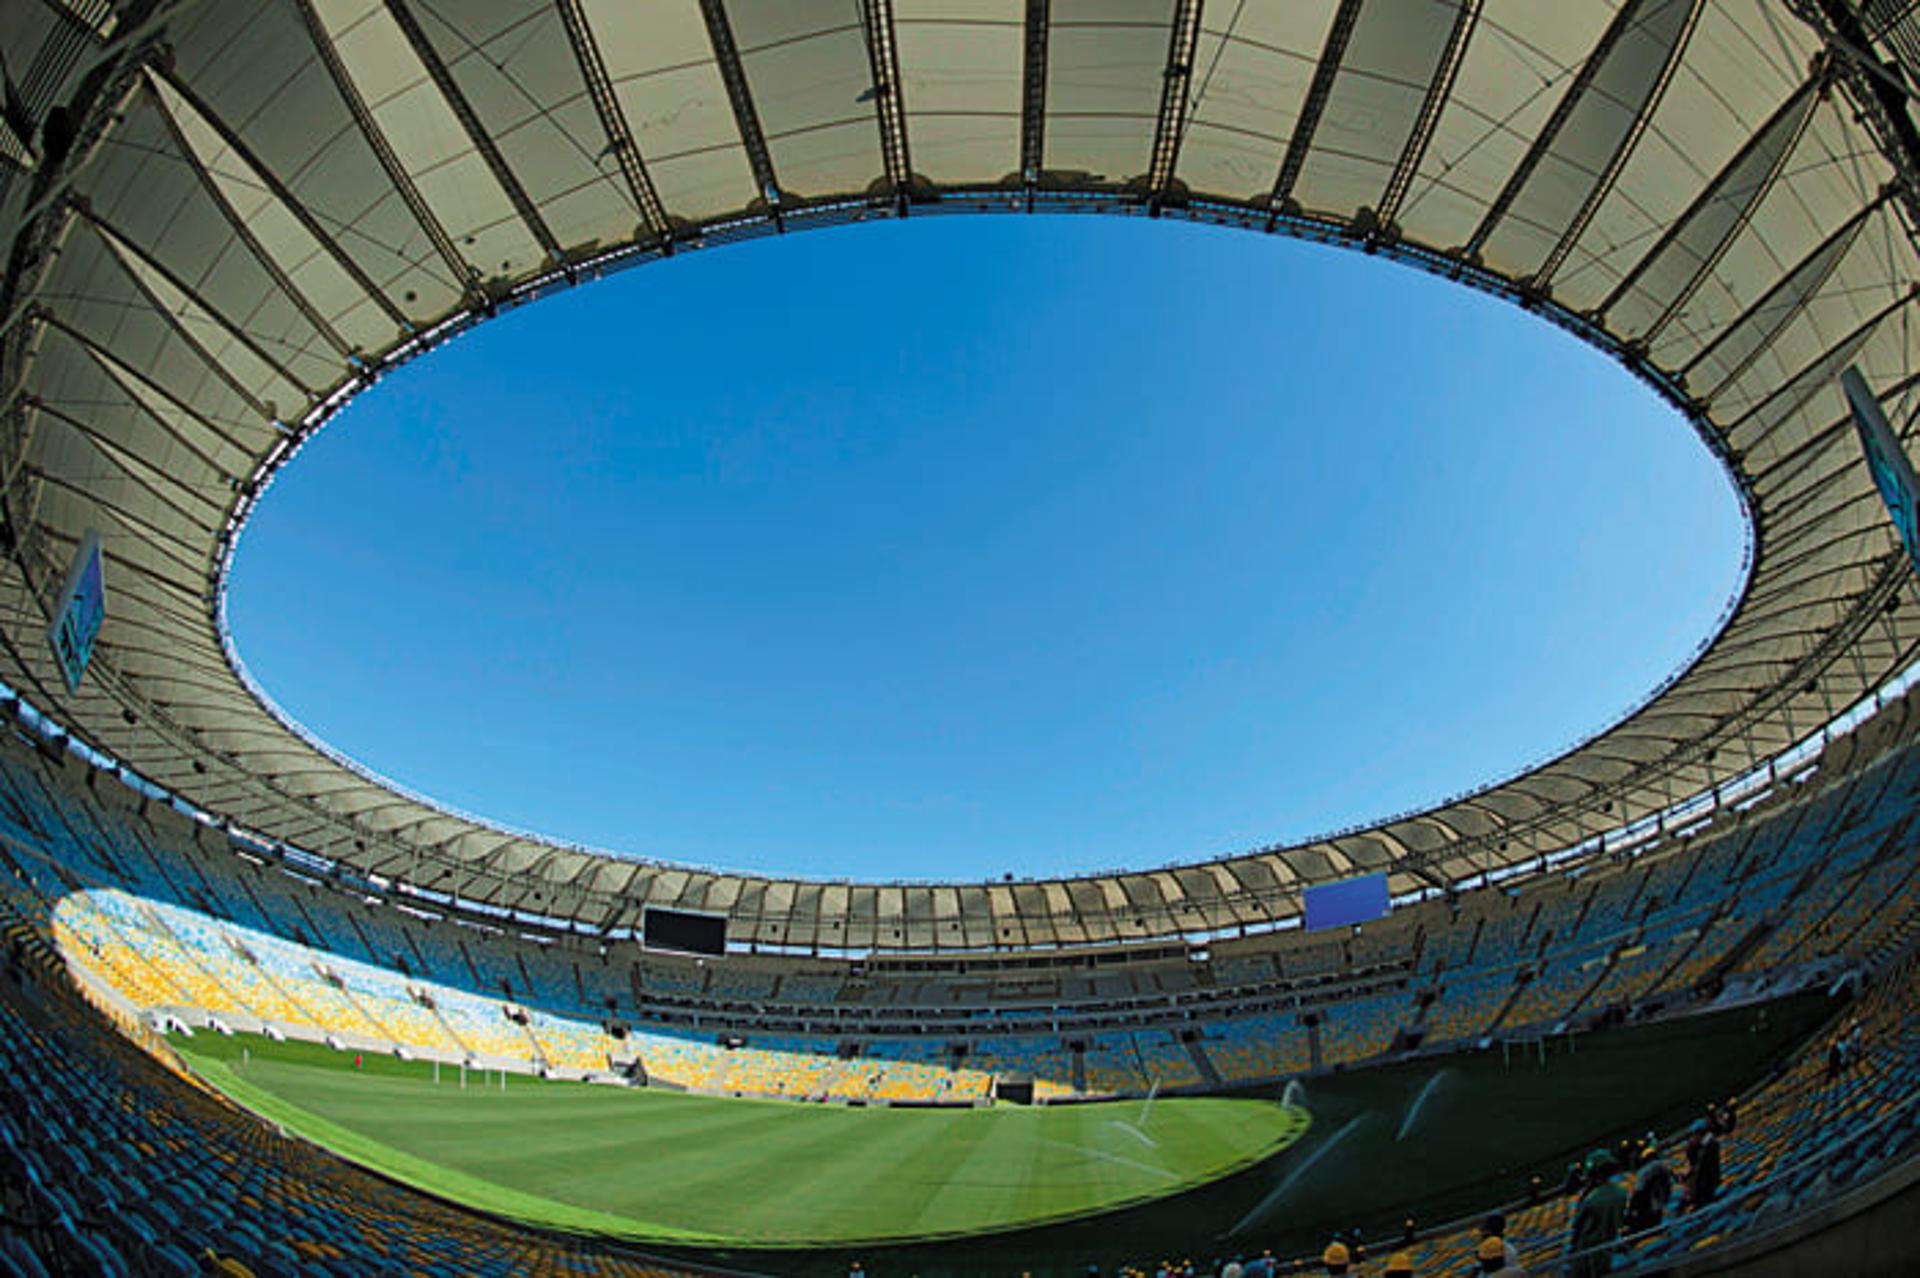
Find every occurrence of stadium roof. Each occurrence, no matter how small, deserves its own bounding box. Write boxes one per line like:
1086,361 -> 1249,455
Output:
4,0 -> 1920,949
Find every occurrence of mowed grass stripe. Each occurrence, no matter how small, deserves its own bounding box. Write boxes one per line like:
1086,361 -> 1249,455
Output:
178,1034 -> 1307,1246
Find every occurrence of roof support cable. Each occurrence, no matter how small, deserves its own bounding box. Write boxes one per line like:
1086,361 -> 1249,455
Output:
697,0 -> 782,223
857,0 -> 914,209
76,207 -> 315,410
1679,191 -> 1887,402
25,398 -> 225,526
1795,0 -> 1920,231
137,73 -> 354,362
1465,0 -> 1665,260
1533,0 -> 1704,290
1725,286 -> 1911,460
38,311 -> 261,466
553,0 -> 671,244
145,69 -> 410,333
1374,0 -> 1479,235
290,0 -> 478,304
1601,75 -> 1827,346
1146,0 -> 1205,209
1019,0 -> 1049,208
380,0 -> 561,264
1265,0 -> 1361,223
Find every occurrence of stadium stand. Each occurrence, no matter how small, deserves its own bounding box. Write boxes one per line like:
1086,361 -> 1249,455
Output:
3,2 -> 1918,1261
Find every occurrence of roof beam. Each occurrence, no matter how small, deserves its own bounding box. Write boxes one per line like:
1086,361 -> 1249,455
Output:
1605,76 -> 1826,344
1682,193 -> 1884,401
291,0 -> 476,300
1725,287 -> 1909,456
138,75 -> 353,363
147,68 -> 410,332
554,0 -> 670,240
859,0 -> 913,203
1146,0 -> 1205,203
697,0 -> 782,215
1375,0 -> 1479,231
78,208 -> 314,408
1019,0 -> 1048,187
1534,0 -> 1702,288
26,393 -> 229,515
1267,0 -> 1361,216
382,0 -> 561,263
39,314 -> 257,470
26,400 -> 222,531
1467,0 -> 1692,260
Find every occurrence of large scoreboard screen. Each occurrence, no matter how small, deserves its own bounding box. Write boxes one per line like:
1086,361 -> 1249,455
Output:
1843,366 -> 1920,574
47,530 -> 105,693
1303,872 -> 1390,932
642,907 -> 726,957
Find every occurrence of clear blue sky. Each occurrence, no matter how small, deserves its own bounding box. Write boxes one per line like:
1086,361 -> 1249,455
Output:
227,216 -> 1747,882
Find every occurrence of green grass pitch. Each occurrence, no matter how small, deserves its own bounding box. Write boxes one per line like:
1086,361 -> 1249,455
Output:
174,1034 -> 1309,1246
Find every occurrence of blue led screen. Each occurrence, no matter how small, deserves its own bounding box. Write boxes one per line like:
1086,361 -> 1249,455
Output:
1303,872 -> 1390,931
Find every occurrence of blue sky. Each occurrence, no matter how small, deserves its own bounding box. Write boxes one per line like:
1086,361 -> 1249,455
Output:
227,216 -> 1747,882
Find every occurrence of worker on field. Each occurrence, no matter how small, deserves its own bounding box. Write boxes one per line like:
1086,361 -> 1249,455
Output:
1566,1149 -> 1628,1277
1320,1240 -> 1350,1274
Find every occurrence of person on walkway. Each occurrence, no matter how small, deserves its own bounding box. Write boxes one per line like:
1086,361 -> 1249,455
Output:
1476,1235 -> 1526,1276
1626,1142 -> 1673,1231
1479,1212 -> 1520,1269
1683,1119 -> 1722,1212
1567,1149 -> 1629,1277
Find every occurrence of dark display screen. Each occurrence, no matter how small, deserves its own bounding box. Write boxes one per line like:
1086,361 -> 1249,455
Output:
642,908 -> 726,956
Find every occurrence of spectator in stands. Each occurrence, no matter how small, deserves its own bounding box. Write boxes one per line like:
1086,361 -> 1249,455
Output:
1478,1211 -> 1520,1269
1381,1248 -> 1415,1276
1567,1149 -> 1628,1277
1220,1258 -> 1244,1278
1320,1240 -> 1350,1275
1626,1141 -> 1673,1231
202,1249 -> 255,1277
1682,1118 -> 1722,1212
1560,1158 -> 1587,1197
1243,1248 -> 1276,1277
1476,1235 -> 1525,1276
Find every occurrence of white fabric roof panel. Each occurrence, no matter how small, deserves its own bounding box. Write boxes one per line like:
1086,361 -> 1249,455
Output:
583,0 -> 759,223
4,0 -> 1920,950
1176,2 -> 1337,201
1043,0 -> 1177,185
894,0 -> 1023,185
402,2 -> 639,254
728,2 -> 884,200
309,0 -> 547,283
1285,0 -> 1466,221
